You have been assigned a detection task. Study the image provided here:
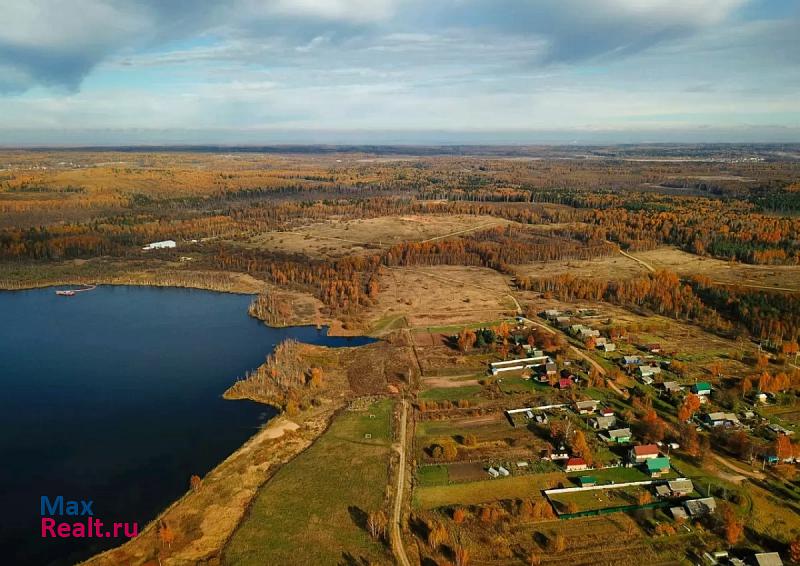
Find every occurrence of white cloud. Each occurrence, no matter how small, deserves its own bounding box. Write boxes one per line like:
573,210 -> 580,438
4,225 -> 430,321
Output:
0,0 -> 796,141
264,0 -> 398,22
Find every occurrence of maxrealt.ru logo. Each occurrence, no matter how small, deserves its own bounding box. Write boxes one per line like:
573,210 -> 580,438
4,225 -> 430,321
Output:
41,496 -> 139,539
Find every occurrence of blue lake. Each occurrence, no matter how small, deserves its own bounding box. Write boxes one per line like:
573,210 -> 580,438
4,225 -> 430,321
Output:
0,285 -> 374,566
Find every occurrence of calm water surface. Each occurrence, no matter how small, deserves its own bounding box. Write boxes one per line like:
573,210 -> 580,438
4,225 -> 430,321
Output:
0,285 -> 373,566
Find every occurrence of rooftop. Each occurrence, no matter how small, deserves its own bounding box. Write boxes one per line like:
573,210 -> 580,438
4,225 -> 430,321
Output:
633,444 -> 660,456
646,456 -> 671,471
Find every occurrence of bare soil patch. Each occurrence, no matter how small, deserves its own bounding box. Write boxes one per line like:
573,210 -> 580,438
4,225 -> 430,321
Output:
515,254 -> 645,281
422,374 -> 482,389
364,265 -> 516,332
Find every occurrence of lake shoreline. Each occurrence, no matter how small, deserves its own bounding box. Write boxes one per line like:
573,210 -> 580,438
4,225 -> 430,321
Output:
0,285 -> 375,565
0,272 -> 369,337
79,338 -> 383,566
79,404 -> 343,566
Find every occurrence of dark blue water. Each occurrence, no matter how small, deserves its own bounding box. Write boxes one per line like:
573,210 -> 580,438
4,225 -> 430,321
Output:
0,285 -> 374,566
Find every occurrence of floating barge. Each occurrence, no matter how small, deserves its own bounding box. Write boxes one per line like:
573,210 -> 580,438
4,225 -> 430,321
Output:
55,284 -> 96,297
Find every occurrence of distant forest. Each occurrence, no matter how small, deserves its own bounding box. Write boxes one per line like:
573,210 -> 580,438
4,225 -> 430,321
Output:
2,147 -> 799,343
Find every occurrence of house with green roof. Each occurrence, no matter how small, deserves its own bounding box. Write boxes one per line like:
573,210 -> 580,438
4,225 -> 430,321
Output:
645,456 -> 671,477
691,382 -> 712,395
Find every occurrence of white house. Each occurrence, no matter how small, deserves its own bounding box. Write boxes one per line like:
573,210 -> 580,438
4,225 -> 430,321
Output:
489,356 -> 551,375
574,400 -> 600,415
143,239 -> 177,251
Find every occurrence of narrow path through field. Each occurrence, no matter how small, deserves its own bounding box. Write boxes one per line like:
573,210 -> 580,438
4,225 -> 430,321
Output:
605,240 -> 656,273
418,221 -> 500,243
610,241 -> 800,292
390,398 -> 412,566
711,452 -> 765,480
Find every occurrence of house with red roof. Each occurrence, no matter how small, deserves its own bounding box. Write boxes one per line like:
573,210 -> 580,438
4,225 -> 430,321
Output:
558,377 -> 572,390
629,444 -> 661,464
564,457 -> 588,472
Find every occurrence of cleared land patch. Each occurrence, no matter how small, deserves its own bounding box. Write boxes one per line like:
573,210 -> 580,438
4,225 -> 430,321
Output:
633,247 -> 800,290
248,214 -> 512,258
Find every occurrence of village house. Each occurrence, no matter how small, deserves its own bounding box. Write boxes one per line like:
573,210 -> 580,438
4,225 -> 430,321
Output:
600,407 -> 615,417
645,456 -> 671,477
545,362 -> 557,375
752,552 -> 784,566
574,400 -> 600,415
768,423 -> 794,436
623,355 -> 642,366
646,343 -> 662,353
638,364 -> 662,378
591,414 -> 617,430
662,381 -> 682,394
599,342 -> 616,352
565,457 -> 588,472
691,381 -> 712,395
543,309 -> 561,321
703,412 -> 741,428
655,479 -> 694,498
629,444 -> 661,463
669,506 -> 688,520
606,428 -> 632,444
558,377 -> 572,390
556,316 -> 571,328
570,324 -> 600,339
684,497 -> 717,517
489,355 -> 552,375
577,476 -> 597,487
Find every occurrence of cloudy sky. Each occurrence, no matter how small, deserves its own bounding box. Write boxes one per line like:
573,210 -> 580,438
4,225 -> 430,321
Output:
0,0 -> 798,144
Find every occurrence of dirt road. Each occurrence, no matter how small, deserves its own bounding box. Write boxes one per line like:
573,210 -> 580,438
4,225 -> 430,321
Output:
711,452 -> 765,480
605,240 -> 656,273
390,398 -> 412,566
418,221 -> 500,243
611,242 -> 800,293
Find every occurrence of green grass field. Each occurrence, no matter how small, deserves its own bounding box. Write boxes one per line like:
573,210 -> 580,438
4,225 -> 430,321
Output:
417,464 -> 449,486
567,466 -> 653,484
222,399 -> 394,565
413,472 -> 564,509
412,319 -> 511,333
548,484 -> 652,513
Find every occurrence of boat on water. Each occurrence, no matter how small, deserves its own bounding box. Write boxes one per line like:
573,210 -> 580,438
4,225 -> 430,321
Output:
55,284 -> 96,297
